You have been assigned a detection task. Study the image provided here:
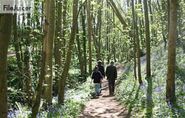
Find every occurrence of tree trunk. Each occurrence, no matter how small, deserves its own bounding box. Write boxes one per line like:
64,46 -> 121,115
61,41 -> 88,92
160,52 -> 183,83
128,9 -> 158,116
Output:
57,0 -> 68,101
62,0 -> 67,57
31,44 -> 46,118
43,0 -> 55,104
54,0 -> 62,96
0,14 -> 12,118
143,0 -> 151,78
58,0 -> 79,104
136,15 -> 142,84
13,14 -> 24,90
76,24 -> 84,76
13,14 -> 23,79
87,0 -> 92,74
81,5 -> 87,80
108,0 -> 127,26
97,1 -> 103,60
31,0 -> 55,116
24,14 -> 33,105
132,0 -> 142,84
131,0 -> 137,80
166,0 -> 177,105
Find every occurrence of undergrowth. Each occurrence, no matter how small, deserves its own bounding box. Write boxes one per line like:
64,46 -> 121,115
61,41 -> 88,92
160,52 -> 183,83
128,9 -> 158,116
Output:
116,46 -> 185,118
8,77 -> 94,118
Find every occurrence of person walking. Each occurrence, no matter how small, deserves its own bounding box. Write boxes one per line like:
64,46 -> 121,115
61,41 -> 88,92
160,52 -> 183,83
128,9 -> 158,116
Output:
97,60 -> 105,77
106,61 -> 117,96
91,66 -> 103,96
97,60 -> 105,93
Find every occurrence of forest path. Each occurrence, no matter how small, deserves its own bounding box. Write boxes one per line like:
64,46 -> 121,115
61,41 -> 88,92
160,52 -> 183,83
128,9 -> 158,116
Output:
79,65 -> 129,118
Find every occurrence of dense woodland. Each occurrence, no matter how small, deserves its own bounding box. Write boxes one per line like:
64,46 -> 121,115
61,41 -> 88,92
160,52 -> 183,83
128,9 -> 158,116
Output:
0,0 -> 184,117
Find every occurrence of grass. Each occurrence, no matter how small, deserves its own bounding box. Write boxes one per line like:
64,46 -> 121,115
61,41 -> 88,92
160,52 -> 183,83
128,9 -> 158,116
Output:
116,45 -> 185,118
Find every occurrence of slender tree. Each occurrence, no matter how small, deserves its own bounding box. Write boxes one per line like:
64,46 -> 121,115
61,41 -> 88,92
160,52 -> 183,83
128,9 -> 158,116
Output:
87,0 -> 93,74
13,14 -> 23,79
76,24 -> 84,76
143,0 -> 151,78
0,14 -> 12,118
81,5 -> 87,80
24,14 -> 33,105
131,0 -> 142,84
58,0 -> 79,104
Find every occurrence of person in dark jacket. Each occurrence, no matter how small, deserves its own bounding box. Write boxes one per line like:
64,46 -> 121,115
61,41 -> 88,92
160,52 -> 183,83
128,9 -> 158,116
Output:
91,66 -> 103,96
106,61 -> 117,96
97,60 -> 105,93
97,60 -> 105,77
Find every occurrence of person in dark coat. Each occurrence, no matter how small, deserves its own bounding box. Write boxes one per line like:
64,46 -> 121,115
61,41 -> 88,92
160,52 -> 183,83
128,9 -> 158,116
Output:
91,66 -> 103,96
97,60 -> 105,93
97,60 -> 105,77
106,61 -> 117,96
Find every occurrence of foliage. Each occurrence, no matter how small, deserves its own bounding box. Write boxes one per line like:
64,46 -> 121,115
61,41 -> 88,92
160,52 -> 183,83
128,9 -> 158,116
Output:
39,77 -> 94,118
7,77 -> 93,118
116,45 -> 185,118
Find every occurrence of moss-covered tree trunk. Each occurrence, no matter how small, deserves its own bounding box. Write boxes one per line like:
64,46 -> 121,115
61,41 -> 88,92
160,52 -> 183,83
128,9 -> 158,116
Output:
0,14 -> 12,118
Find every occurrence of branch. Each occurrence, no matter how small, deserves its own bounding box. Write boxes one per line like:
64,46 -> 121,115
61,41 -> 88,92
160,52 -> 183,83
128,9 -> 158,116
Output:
107,0 -> 127,27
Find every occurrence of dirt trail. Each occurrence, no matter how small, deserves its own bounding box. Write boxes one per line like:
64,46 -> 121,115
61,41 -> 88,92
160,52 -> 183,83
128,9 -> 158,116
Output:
79,65 -> 128,118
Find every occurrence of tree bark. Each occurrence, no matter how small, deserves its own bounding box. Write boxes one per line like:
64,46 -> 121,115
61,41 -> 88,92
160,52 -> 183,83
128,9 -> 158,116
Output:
97,0 -> 103,60
143,0 -> 151,78
166,0 -> 177,105
136,15 -> 142,84
0,14 -> 12,118
57,0 -> 67,101
81,5 -> 87,80
87,0 -> 92,74
54,0 -> 62,96
43,0 -> 55,104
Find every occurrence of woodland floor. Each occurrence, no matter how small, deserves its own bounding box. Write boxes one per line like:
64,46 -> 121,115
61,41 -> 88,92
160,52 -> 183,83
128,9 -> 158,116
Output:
79,65 -> 129,118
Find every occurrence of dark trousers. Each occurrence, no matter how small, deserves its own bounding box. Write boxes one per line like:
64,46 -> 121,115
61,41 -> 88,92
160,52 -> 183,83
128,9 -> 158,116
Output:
108,79 -> 115,95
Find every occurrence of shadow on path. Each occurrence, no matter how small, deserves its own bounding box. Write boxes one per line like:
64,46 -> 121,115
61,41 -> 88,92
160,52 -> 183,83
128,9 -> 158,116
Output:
78,80 -> 128,118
